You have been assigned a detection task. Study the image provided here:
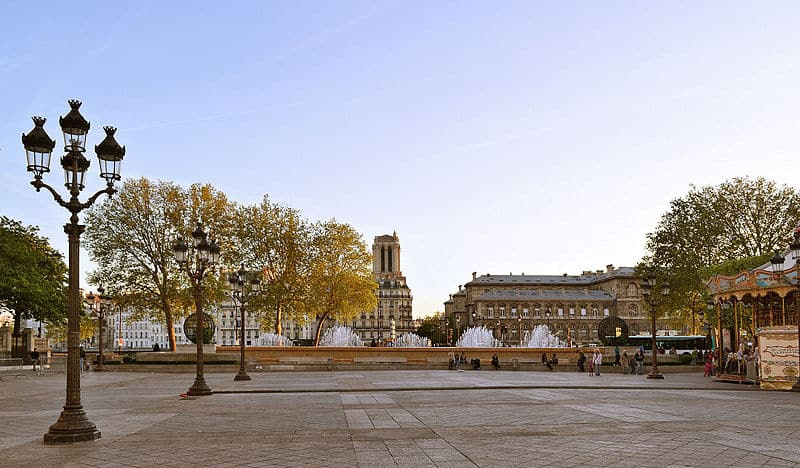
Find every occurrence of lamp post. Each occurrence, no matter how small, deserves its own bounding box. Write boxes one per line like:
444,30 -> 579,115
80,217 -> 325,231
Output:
455,316 -> 460,345
85,287 -> 112,371
545,307 -> 551,328
22,100 -> 125,444
770,228 -> 800,392
228,264 -> 263,381
641,276 -> 669,379
173,223 -> 220,396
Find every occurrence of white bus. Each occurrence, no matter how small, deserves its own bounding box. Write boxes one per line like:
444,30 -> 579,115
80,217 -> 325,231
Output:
627,335 -> 709,356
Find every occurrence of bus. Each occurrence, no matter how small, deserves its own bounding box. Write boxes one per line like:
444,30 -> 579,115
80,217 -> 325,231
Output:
627,335 -> 709,356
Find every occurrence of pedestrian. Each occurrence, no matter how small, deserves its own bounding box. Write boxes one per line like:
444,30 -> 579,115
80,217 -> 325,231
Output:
621,351 -> 630,374
491,354 -> 500,370
541,352 -> 548,366
30,348 -> 40,371
459,352 -> 467,369
577,350 -> 586,373
613,345 -> 621,366
593,349 -> 603,376
634,350 -> 644,374
80,346 -> 86,372
448,349 -> 455,370
703,352 -> 714,377
587,353 -> 594,376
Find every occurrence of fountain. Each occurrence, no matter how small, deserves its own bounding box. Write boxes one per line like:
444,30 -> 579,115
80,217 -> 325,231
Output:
525,324 -> 563,348
256,332 -> 294,346
319,325 -> 364,347
394,332 -> 431,348
456,326 -> 503,347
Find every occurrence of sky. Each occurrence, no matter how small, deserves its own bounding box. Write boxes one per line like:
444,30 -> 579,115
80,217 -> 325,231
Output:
2,1 -> 799,318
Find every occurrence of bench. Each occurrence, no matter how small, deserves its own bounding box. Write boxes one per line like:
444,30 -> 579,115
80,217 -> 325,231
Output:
278,357 -> 332,365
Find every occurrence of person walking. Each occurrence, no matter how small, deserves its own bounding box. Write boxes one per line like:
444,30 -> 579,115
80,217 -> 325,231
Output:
448,349 -> 455,370
613,346 -> 621,367
621,351 -> 630,374
491,354 -> 500,370
577,350 -> 586,373
593,349 -> 603,376
79,346 -> 86,372
634,350 -> 644,374
30,348 -> 40,371
704,352 -> 714,377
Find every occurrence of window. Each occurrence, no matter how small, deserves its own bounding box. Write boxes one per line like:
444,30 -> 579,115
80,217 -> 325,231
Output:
580,308 -> 586,316
591,308 -> 598,317
628,283 -> 638,297
628,304 -> 638,317
603,308 -> 609,316
499,307 -> 506,318
511,307 -> 518,318
534,308 -> 540,317
569,308 -> 575,316
557,308 -> 564,316
487,307 -> 494,318
522,308 -> 529,318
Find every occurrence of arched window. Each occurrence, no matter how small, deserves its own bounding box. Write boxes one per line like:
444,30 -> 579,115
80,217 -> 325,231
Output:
628,303 -> 638,317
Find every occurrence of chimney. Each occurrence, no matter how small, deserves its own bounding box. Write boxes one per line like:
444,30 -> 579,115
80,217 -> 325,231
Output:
606,264 -> 614,273
509,271 -> 513,276
458,285 -> 462,292
472,272 -> 477,280
563,273 -> 567,277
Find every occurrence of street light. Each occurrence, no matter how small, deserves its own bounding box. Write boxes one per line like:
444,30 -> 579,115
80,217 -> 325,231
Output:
22,100 -> 125,444
173,222 -> 221,396
517,317 -> 522,346
85,286 -> 112,371
770,229 -> 800,392
641,276 -> 669,379
228,264 -> 264,381
545,307 -> 551,328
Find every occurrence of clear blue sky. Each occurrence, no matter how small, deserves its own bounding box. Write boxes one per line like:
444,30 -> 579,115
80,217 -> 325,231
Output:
2,1 -> 799,318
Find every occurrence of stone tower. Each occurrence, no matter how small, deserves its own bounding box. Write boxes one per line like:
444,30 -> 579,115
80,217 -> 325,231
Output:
351,231 -> 414,344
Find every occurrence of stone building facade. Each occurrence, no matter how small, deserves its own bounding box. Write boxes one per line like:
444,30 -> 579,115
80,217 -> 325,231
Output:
349,232 -> 414,344
444,265 -> 661,346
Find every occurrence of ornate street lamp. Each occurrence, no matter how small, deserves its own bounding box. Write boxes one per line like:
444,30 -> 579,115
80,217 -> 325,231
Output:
85,286 -> 112,371
228,264 -> 265,381
641,276 -> 669,379
173,223 -> 220,396
770,229 -> 800,392
22,99 -> 125,444
545,307 -> 551,328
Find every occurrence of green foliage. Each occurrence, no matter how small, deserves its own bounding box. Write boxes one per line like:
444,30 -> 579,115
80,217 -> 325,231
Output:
0,216 -> 67,329
644,177 -> 800,332
84,178 -> 236,351
230,197 -> 311,333
306,220 -> 378,345
416,312 -> 446,344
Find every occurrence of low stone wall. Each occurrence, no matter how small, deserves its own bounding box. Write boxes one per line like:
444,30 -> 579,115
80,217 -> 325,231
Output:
215,346 -> 604,370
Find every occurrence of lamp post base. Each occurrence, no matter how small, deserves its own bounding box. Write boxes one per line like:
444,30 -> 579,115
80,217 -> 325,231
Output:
233,371 -> 251,381
792,380 -> 800,392
186,377 -> 212,396
646,367 -> 664,379
43,407 -> 101,444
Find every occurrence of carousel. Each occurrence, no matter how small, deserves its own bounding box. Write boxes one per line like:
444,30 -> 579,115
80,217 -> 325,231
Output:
706,229 -> 800,391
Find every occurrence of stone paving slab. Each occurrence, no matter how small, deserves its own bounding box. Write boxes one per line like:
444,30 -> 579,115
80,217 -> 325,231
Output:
0,370 -> 798,467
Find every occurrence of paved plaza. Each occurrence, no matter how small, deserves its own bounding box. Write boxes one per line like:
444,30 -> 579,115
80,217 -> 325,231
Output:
2,369 -> 799,467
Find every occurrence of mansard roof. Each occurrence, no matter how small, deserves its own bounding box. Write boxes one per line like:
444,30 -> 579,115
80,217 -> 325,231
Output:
476,289 -> 614,302
465,267 -> 637,287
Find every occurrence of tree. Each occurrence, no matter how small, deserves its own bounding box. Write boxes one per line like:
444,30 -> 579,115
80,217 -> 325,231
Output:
306,220 -> 377,346
84,178 -> 235,351
0,216 -> 67,355
644,177 -> 800,331
415,312 -> 446,345
231,197 -> 310,335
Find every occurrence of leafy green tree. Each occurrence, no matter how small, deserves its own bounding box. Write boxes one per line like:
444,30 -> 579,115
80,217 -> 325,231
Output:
0,217 -> 67,353
306,220 -> 377,345
85,178 -> 235,351
644,177 -> 800,332
415,312 -> 446,345
230,197 -> 310,335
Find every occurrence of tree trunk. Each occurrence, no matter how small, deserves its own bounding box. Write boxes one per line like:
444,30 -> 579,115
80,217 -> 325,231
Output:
275,302 -> 282,335
164,303 -> 177,351
313,311 -> 330,347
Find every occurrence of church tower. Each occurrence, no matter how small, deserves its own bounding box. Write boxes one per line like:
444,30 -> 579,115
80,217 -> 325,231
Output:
351,231 -> 414,344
